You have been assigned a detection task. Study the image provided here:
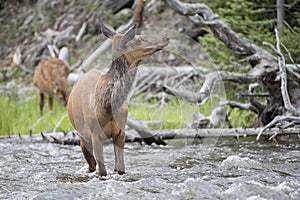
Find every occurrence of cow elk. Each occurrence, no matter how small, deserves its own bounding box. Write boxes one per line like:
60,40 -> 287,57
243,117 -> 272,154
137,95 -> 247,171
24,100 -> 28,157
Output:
33,58 -> 70,115
68,23 -> 168,177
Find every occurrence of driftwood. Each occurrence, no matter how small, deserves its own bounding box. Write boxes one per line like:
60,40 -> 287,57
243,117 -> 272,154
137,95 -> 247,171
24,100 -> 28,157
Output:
75,22 -> 87,42
46,127 -> 297,144
164,71 -> 257,105
100,0 -> 134,14
43,26 -> 75,48
149,128 -> 300,143
136,65 -> 201,80
53,114 -> 68,133
133,65 -> 203,98
29,111 -> 53,134
127,116 -> 166,145
2,127 -> 299,146
257,115 -> 300,140
22,40 -> 48,69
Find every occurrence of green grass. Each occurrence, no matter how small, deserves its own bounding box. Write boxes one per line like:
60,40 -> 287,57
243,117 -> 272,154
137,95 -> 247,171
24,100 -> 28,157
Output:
129,100 -> 192,130
229,109 -> 258,128
0,93 -> 72,136
129,96 -> 216,130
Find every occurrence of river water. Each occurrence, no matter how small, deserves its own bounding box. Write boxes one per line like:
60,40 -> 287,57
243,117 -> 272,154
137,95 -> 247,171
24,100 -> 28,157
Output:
0,136 -> 299,199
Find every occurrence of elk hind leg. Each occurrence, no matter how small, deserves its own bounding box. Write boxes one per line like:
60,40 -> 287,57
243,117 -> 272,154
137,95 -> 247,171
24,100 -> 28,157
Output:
92,135 -> 107,177
80,138 -> 96,173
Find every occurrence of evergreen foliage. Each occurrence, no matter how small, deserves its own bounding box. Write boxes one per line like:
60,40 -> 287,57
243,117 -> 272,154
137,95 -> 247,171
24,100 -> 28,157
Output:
201,0 -> 300,66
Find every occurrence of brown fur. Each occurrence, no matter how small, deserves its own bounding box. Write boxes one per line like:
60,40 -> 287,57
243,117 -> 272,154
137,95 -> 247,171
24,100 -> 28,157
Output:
68,23 -> 168,177
33,58 -> 70,115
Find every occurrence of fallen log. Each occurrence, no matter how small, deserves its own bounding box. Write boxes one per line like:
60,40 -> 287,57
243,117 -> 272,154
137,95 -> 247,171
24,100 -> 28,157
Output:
1,127 -> 299,145
127,116 -> 167,145
126,127 -> 300,143
149,128 -> 299,140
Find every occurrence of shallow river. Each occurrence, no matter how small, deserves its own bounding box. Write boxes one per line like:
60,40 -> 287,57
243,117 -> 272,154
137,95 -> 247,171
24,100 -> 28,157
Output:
0,136 -> 299,199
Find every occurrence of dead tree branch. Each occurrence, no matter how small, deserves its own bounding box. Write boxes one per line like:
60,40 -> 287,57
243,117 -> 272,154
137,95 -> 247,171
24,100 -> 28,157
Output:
256,115 -> 300,140
53,113 -> 68,133
29,111 -> 53,133
163,71 -> 257,104
126,116 -> 166,145
226,101 -> 260,114
274,29 -> 297,114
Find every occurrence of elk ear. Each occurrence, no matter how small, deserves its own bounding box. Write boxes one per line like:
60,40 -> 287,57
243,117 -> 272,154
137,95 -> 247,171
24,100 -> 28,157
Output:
120,24 -> 136,47
101,22 -> 116,39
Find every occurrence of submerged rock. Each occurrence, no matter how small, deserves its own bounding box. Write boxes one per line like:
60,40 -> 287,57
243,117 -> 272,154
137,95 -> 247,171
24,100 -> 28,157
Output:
220,155 -> 263,170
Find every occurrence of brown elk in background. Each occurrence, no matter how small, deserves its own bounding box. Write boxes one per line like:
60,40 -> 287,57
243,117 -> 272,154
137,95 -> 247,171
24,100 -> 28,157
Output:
33,58 -> 70,115
68,23 -> 168,177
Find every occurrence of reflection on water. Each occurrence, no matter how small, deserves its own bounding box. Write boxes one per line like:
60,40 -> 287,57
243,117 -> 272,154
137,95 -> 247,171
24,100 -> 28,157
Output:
0,137 -> 299,199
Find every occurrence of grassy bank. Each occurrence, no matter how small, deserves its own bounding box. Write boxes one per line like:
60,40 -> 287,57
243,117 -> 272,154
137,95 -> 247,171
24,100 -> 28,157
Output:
0,94 -> 72,136
129,97 -> 196,130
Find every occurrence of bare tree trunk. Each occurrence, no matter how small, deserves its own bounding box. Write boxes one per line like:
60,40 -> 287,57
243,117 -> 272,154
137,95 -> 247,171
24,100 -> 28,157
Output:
277,0 -> 284,35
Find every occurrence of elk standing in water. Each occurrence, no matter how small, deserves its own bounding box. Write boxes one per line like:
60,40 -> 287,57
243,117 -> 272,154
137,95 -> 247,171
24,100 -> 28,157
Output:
33,58 -> 70,115
68,23 -> 168,176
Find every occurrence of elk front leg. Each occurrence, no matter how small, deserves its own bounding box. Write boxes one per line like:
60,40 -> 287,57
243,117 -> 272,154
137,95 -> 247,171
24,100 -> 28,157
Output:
39,92 -> 44,115
80,138 -> 96,173
113,130 -> 125,175
92,135 -> 107,177
48,96 -> 53,111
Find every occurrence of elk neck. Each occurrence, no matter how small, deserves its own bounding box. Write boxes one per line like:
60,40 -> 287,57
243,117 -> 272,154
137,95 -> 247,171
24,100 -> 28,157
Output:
101,55 -> 138,112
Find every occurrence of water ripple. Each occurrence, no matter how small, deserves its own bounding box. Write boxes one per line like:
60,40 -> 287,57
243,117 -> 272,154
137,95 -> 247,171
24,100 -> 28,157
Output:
0,139 -> 299,199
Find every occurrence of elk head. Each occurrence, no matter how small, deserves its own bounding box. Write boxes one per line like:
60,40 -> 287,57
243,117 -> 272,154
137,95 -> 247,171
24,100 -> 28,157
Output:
53,80 -> 69,106
101,23 -> 169,65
